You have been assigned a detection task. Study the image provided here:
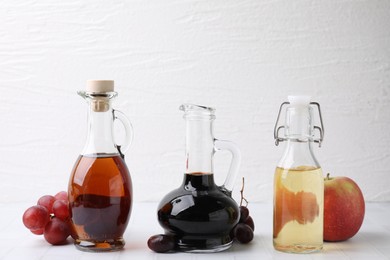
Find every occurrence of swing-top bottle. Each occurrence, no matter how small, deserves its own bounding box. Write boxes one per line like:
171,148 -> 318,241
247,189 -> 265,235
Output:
273,96 -> 325,253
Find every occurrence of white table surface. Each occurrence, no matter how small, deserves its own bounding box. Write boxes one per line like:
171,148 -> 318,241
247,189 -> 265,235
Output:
1,202 -> 389,260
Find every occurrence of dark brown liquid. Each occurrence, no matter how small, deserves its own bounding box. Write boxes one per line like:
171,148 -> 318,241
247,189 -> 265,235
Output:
157,173 -> 239,252
68,154 -> 132,251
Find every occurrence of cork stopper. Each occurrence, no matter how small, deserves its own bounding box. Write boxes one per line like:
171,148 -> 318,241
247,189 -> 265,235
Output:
86,80 -> 114,93
85,80 -> 115,112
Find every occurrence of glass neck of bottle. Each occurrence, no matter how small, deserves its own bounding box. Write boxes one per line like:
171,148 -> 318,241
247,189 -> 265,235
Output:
278,140 -> 320,169
285,105 -> 313,141
278,106 -> 320,169
184,117 -> 215,175
82,96 -> 118,156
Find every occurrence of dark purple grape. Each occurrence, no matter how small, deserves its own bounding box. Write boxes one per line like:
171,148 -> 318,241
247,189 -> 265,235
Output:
234,223 -> 253,244
239,206 -> 249,223
148,234 -> 175,253
244,216 -> 255,231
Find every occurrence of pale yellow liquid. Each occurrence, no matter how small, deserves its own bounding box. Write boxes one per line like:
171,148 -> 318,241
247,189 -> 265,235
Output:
273,166 -> 323,253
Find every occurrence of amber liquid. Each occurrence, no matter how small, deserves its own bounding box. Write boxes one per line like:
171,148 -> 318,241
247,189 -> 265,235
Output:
273,166 -> 323,253
68,154 -> 132,252
158,173 -> 239,252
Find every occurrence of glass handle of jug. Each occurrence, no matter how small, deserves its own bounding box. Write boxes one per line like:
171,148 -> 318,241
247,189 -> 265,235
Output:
214,139 -> 241,194
113,109 -> 134,154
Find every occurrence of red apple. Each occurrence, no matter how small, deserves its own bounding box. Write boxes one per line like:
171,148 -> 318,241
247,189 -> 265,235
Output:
324,173 -> 365,241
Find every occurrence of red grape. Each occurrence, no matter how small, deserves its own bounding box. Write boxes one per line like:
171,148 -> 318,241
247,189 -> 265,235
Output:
234,223 -> 253,244
54,191 -> 68,202
52,200 -> 69,220
44,218 -> 70,245
38,195 -> 56,213
148,234 -> 175,253
22,205 -> 50,230
239,206 -> 249,223
31,228 -> 44,235
22,191 -> 74,246
244,216 -> 255,231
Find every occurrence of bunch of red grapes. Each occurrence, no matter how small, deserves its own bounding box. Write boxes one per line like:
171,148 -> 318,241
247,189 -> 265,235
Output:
22,191 -> 72,245
231,178 -> 255,244
231,205 -> 255,243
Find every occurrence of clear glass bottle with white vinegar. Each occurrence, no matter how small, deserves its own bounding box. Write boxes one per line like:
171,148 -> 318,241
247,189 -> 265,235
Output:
273,96 -> 325,253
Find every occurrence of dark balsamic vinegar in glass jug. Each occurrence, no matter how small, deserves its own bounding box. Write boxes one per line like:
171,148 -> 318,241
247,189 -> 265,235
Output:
68,80 -> 133,252
157,104 -> 241,252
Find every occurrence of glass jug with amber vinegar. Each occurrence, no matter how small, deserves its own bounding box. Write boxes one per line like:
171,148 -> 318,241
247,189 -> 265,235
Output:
157,104 -> 241,252
68,80 -> 133,252
273,96 -> 325,253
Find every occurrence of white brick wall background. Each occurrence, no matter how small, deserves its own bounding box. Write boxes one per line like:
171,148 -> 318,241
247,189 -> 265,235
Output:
0,0 -> 389,204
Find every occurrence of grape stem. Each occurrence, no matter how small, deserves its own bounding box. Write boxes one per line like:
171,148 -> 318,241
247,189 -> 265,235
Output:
240,177 -> 248,207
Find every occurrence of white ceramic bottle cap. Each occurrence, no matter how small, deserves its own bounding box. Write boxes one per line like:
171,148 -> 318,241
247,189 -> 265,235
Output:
288,95 -> 311,106
86,80 -> 114,93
